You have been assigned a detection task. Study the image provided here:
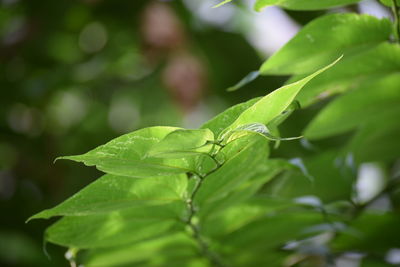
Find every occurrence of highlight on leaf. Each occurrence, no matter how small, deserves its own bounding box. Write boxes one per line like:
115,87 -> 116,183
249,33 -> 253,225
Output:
227,70 -> 259,92
223,56 -> 342,135
213,0 -> 234,8
224,123 -> 302,145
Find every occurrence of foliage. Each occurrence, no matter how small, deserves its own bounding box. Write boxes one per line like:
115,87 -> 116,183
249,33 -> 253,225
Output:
254,0 -> 363,11
28,0 -> 400,266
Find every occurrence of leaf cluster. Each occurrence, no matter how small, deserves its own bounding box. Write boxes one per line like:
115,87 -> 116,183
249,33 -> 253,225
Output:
31,1 -> 400,266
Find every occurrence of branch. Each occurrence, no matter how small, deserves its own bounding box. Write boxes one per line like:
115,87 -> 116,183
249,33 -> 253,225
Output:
391,0 -> 400,42
184,153 -> 227,267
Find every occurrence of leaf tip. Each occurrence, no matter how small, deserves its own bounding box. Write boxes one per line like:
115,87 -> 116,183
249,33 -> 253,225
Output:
54,155 -> 82,164
226,70 -> 259,92
325,55 -> 343,70
212,0 -> 231,8
25,214 -> 39,223
53,157 -> 62,164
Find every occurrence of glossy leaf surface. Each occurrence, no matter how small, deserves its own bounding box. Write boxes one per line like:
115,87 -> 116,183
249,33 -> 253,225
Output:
225,58 -> 341,133
30,174 -> 187,219
260,14 -> 391,75
58,127 -> 194,178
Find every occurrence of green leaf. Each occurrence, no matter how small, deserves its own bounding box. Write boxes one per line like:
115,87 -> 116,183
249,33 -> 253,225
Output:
260,14 -> 391,75
265,101 -> 301,148
218,211 -> 322,253
28,174 -> 187,220
146,129 -> 214,158
83,233 -> 197,267
195,135 -> 270,206
266,100 -> 301,128
379,0 -> 400,7
293,42 -> 400,107
45,204 -> 184,248
58,126 -> 195,178
263,150 -> 354,202
199,159 -> 294,219
224,57 -> 341,134
213,0 -> 234,8
227,71 -> 259,92
345,107 -> 400,163
304,74 -> 400,140
224,123 -> 301,144
333,212 -> 400,254
254,0 -> 362,11
201,97 -> 261,137
202,197 -> 294,237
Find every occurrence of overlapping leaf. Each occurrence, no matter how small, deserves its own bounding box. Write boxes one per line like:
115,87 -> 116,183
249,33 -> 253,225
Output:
260,13 -> 391,75
201,97 -> 260,136
333,212 -> 400,254
217,211 -> 323,262
45,203 -> 185,248
345,108 -> 400,163
83,233 -> 198,267
293,43 -> 400,107
194,135 -> 270,206
146,129 -> 214,158
198,159 -> 298,219
57,127 -> 196,178
202,197 -> 294,237
263,150 -> 354,202
224,57 -> 341,134
28,6 -> 400,263
380,0 -> 400,6
29,174 -> 187,220
304,74 -> 400,139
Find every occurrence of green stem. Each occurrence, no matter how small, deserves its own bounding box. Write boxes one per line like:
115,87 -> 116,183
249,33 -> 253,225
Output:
184,153 -> 226,267
391,0 -> 400,42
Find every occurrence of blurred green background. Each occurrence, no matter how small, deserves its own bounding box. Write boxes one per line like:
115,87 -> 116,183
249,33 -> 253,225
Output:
0,0 -> 391,266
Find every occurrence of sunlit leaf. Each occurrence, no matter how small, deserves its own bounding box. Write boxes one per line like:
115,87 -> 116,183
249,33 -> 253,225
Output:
224,122 -> 301,144
195,136 -> 270,205
146,128 -> 214,158
199,159 -> 293,219
260,14 -> 391,75
29,174 -> 187,220
45,204 -> 185,248
83,233 -> 198,267
224,57 -> 341,134
203,197 -> 294,237
379,0 -> 400,7
304,75 -> 400,139
293,43 -> 400,107
213,0 -> 234,8
57,127 -> 195,178
201,97 -> 260,136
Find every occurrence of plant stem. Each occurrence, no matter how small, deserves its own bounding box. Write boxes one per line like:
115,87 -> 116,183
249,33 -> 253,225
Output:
184,153 -> 226,267
392,0 -> 400,42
